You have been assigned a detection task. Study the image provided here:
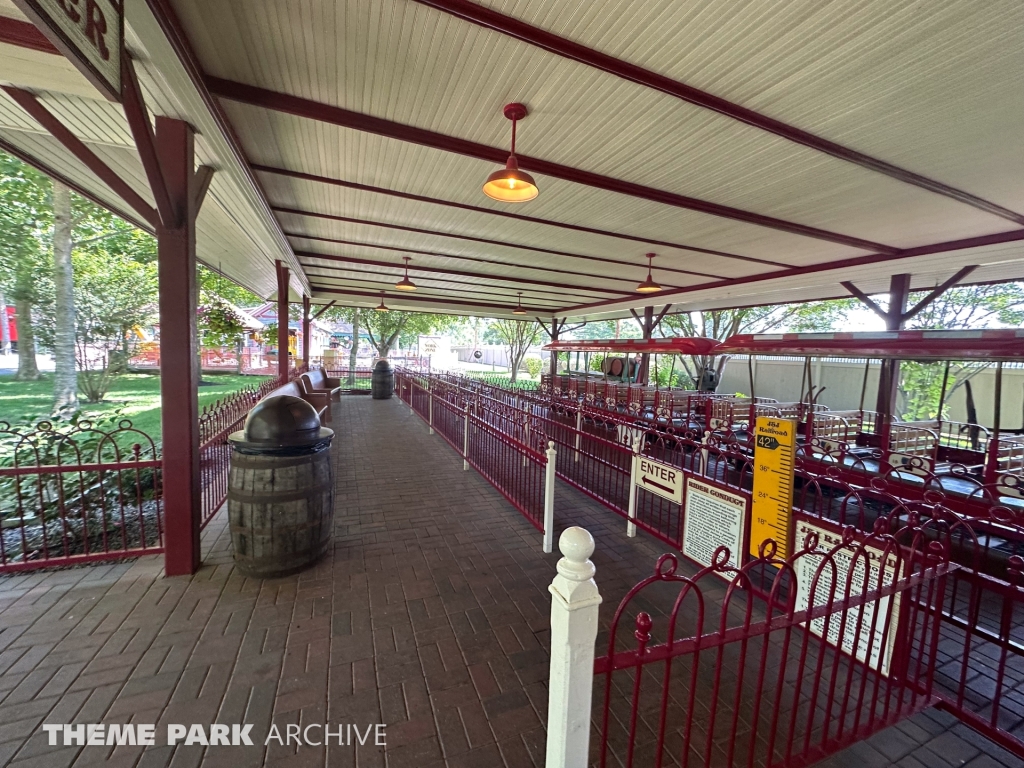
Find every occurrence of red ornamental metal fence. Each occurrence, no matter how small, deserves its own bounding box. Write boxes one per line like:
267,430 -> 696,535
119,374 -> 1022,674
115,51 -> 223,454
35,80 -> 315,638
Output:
397,373 -> 551,541
198,377 -> 280,528
0,373 -> 294,571
411,370 -> 1024,757
0,419 -> 163,572
594,527 -> 954,768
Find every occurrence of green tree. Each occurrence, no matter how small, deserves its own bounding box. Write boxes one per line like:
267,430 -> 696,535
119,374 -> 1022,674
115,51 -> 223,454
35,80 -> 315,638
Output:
322,307 -> 456,360
492,319 -> 542,383
0,152 -> 53,381
659,300 -> 853,390
566,318 -> 640,340
51,181 -> 77,410
895,283 -> 1024,420
198,265 -> 261,309
70,250 -> 157,402
26,191 -> 161,403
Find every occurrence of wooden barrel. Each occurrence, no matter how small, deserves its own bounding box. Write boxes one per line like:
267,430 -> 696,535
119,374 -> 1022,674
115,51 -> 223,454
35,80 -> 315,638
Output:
372,359 -> 394,399
227,445 -> 334,577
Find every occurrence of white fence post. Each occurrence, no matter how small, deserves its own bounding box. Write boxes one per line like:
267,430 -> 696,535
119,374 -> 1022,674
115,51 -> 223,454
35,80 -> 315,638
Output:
463,403 -> 471,471
574,407 -> 582,463
626,437 -> 640,538
523,403 -> 531,467
546,527 -> 601,768
543,441 -> 556,553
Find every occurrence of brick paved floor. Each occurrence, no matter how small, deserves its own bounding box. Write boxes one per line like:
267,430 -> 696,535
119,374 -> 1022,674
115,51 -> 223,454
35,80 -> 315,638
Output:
0,396 -> 1020,768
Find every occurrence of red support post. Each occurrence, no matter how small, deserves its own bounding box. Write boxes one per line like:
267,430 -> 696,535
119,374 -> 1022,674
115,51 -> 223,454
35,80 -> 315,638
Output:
637,306 -> 654,385
277,261 -> 290,383
156,117 -> 201,577
302,294 -> 311,369
875,273 -> 912,422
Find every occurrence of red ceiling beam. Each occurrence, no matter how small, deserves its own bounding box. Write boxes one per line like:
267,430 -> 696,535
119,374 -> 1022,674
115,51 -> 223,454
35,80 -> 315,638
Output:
254,164 -> 788,268
295,249 -> 628,297
413,0 -> 1024,228
278,206 -> 720,281
208,77 -> 895,254
1,86 -> 160,228
302,264 -> 590,303
142,0 -> 305,287
560,227 -> 1024,314
310,299 -> 336,319
306,273 -> 564,307
285,231 -> 687,288
0,17 -> 59,54
310,285 -> 544,314
121,53 -> 175,227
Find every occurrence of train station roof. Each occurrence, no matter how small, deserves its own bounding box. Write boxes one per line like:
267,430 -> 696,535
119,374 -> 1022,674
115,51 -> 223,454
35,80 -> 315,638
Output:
1,0 -> 1023,319
716,329 -> 1024,361
543,337 -> 720,356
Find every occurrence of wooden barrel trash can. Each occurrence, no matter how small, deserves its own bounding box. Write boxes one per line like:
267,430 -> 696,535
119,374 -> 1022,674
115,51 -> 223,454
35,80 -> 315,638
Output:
227,395 -> 335,578
371,359 -> 394,399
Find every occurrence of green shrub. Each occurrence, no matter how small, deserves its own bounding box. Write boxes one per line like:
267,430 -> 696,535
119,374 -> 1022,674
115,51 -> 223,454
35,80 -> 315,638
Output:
523,355 -> 543,378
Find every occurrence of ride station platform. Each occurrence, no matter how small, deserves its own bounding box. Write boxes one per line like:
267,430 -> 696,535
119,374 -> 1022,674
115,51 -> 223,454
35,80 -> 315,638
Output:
1,395 -> 1019,768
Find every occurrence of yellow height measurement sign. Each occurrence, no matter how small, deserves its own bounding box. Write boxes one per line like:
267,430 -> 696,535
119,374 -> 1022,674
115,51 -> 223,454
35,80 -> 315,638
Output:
750,417 -> 797,560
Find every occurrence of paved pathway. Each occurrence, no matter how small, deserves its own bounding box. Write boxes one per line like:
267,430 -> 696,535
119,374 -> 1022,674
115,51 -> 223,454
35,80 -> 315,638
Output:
0,396 -> 1019,767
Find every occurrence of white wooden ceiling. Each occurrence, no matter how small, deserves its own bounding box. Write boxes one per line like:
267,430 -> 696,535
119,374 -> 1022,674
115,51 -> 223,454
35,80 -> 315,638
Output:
1,0 -> 1022,318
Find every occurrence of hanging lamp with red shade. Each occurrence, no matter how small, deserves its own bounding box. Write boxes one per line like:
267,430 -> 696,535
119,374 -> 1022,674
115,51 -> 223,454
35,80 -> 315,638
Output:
395,257 -> 417,291
636,252 -> 662,293
512,291 -> 527,315
483,103 -> 539,203
375,291 -> 389,312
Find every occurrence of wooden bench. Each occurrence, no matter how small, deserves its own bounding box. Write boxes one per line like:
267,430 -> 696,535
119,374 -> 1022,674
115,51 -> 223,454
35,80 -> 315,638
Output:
263,380 -> 332,424
300,369 -> 343,400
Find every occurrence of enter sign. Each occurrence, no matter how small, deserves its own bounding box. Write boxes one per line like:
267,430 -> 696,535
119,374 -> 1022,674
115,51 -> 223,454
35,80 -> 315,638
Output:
632,456 -> 683,504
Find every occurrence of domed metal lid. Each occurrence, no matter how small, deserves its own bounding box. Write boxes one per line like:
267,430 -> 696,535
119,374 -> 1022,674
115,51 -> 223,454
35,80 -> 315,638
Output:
242,395 -> 324,444
373,359 -> 393,371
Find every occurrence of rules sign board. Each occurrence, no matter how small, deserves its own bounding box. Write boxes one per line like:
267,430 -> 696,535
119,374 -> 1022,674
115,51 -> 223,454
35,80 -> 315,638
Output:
682,477 -> 747,570
14,0 -> 124,101
793,517 -> 902,676
632,455 -> 682,504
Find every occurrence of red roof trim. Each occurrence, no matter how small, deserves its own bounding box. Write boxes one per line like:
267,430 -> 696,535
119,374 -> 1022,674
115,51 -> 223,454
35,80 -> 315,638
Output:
717,330 -> 1024,361
543,337 -> 721,355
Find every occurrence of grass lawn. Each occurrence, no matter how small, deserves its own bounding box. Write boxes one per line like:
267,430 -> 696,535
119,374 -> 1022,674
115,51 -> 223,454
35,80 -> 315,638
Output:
0,372 -> 270,441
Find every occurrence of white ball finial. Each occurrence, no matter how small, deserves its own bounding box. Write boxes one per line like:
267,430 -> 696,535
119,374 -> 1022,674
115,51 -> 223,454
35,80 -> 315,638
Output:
556,527 -> 596,583
559,526 -> 594,562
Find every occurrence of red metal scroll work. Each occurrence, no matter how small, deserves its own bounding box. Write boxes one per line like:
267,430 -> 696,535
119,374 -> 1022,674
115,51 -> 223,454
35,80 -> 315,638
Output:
0,419 -> 163,572
594,528 -> 953,768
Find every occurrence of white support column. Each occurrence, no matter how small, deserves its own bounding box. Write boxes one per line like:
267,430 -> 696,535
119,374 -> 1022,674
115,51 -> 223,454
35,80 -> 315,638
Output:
523,403 -> 531,467
627,438 -> 640,538
463,403 -> 471,471
574,407 -> 582,463
546,527 -> 602,768
699,430 -> 710,477
543,441 -> 556,553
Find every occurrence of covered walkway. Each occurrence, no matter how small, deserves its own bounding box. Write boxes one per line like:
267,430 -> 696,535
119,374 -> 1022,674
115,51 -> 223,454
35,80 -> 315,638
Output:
0,396 -> 1018,768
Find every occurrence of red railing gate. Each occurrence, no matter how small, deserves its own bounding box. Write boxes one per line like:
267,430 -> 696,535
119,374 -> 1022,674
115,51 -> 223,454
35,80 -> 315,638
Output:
591,524 -> 953,768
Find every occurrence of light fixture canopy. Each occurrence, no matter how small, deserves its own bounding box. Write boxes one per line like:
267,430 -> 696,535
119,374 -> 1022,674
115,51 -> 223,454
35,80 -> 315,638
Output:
636,252 -> 662,293
395,256 -> 417,291
483,103 -> 539,203
512,291 -> 527,315
375,291 -> 389,312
